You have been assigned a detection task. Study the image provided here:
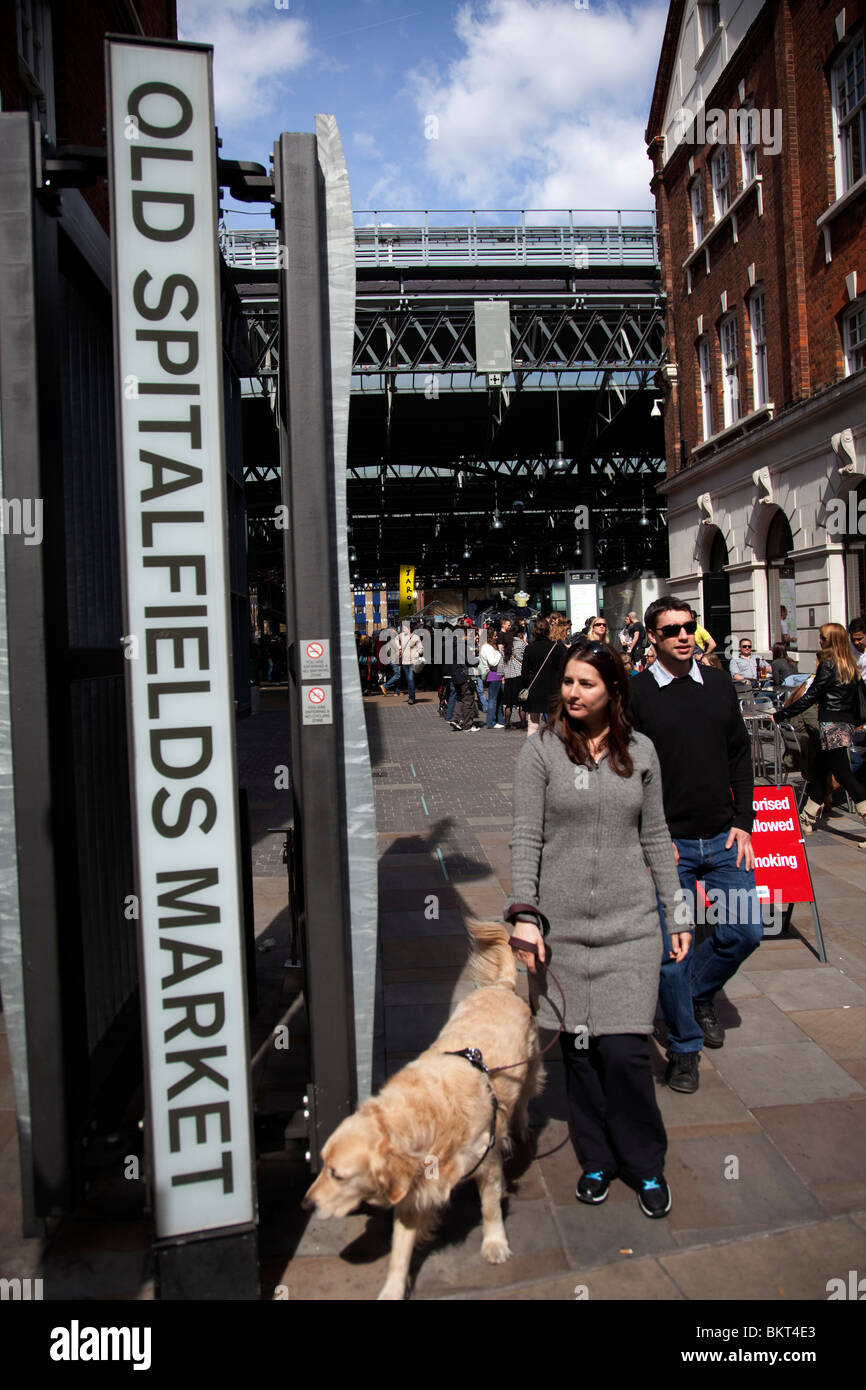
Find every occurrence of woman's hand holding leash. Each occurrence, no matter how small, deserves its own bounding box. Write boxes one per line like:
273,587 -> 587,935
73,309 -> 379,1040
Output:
511,920 -> 545,975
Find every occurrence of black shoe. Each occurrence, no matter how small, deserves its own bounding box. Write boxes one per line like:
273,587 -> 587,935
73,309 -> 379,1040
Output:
576,1169 -> 614,1204
665,1051 -> 700,1093
637,1175 -> 671,1218
693,999 -> 725,1048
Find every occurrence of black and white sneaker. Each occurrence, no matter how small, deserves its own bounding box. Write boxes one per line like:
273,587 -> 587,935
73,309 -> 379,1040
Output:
637,1176 -> 671,1219
576,1169 -> 613,1204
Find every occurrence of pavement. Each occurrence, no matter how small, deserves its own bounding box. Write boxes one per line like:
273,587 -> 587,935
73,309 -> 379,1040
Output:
1,681 -> 865,1301
266,684 -> 866,1302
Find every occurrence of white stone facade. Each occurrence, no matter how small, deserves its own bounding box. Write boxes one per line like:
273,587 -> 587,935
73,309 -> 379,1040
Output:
662,371 -> 866,661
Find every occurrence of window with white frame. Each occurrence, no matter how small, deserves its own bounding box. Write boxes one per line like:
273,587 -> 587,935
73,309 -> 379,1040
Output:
720,313 -> 741,425
843,299 -> 866,374
698,337 -> 713,439
711,145 -> 730,219
832,32 -> 866,195
741,136 -> 758,186
690,177 -> 704,245
749,290 -> 769,408
698,2 -> 721,49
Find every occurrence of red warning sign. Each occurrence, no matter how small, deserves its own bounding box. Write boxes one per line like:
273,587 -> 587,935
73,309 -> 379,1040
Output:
308,686 -> 326,705
306,642 -> 323,661
750,785 -> 814,903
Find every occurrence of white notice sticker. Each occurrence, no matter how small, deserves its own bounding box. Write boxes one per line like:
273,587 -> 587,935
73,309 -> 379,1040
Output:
302,683 -> 333,724
300,638 -> 331,680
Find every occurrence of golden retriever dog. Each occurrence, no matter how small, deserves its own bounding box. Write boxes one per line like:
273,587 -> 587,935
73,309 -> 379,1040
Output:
302,921 -> 544,1300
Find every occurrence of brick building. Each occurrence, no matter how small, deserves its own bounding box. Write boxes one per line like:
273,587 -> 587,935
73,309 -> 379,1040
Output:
1,2 -> 177,230
646,0 -> 866,661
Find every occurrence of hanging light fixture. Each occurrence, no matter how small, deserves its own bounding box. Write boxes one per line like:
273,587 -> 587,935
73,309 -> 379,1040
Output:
650,398 -> 663,417
552,383 -> 568,472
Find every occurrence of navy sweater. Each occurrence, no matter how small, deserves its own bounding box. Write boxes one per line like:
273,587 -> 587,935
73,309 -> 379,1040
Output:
628,667 -> 754,838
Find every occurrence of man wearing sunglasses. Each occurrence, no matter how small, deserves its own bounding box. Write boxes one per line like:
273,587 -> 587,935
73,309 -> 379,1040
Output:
628,596 -> 762,1094
729,638 -> 759,685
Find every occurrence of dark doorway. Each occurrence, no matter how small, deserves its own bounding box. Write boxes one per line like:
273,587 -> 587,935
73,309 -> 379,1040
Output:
703,529 -> 731,661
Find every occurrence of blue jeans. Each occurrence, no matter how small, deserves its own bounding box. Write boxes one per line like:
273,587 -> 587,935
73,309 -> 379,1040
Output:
475,674 -> 488,712
445,681 -> 457,720
658,832 -> 764,1055
384,665 -> 416,699
485,680 -> 503,726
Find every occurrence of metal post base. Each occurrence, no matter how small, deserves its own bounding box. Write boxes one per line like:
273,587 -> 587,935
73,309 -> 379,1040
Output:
154,1224 -> 259,1300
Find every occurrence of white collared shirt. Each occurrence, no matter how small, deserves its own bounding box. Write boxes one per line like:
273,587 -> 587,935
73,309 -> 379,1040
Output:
648,657 -> 705,687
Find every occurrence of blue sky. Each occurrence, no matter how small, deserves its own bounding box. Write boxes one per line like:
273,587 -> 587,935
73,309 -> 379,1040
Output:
177,0 -> 668,228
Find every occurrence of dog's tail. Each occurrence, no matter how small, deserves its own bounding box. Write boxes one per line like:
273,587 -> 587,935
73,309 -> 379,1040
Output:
467,920 -> 518,992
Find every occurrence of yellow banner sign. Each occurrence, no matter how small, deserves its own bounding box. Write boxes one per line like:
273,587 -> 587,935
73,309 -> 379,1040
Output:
399,565 -> 415,618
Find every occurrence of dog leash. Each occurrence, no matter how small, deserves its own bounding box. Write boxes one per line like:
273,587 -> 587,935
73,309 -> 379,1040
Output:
486,937 -> 567,1073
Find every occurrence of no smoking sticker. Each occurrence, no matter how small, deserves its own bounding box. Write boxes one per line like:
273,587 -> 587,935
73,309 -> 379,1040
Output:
300,637 -> 331,680
302,683 -> 333,725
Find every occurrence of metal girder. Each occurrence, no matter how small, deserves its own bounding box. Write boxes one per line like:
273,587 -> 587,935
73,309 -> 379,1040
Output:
237,298 -> 663,390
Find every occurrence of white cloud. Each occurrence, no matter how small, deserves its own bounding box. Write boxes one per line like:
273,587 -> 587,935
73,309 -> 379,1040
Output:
410,0 -> 667,209
177,0 -> 313,127
352,131 -> 382,157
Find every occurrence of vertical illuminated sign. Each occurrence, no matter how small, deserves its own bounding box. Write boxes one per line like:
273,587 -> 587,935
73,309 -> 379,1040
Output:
399,564 -> 415,617
106,38 -> 255,1238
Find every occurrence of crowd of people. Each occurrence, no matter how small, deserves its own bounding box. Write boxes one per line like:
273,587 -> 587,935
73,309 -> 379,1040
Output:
355,597 -> 866,1222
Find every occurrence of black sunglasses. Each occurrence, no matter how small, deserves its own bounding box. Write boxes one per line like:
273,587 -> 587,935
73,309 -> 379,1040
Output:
655,620 -> 697,638
567,639 -> 614,655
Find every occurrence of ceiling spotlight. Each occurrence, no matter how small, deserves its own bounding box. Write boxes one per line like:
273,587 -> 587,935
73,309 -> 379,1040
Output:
650,398 -> 663,417
462,545 -> 471,559
492,509 -> 504,530
640,507 -> 650,526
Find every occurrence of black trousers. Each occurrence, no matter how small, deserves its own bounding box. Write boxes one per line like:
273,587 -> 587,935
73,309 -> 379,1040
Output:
453,679 -> 477,730
806,747 -> 866,805
558,1032 -> 667,1184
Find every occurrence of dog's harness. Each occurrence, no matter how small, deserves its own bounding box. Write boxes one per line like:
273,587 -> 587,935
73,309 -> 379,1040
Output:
442,1047 -> 499,1178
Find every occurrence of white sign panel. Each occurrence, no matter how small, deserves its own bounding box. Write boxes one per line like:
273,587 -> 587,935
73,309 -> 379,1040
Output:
302,683 -> 333,724
300,637 -> 331,680
106,38 -> 254,1237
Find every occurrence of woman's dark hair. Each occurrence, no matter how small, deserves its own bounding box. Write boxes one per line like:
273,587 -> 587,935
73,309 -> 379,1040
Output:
541,642 -> 634,777
499,630 -> 514,662
532,617 -> 551,641
771,642 -> 787,661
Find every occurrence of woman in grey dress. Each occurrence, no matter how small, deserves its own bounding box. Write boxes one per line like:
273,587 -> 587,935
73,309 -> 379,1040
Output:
507,642 -> 692,1217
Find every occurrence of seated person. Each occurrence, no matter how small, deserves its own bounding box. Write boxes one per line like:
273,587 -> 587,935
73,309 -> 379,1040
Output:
729,638 -> 759,685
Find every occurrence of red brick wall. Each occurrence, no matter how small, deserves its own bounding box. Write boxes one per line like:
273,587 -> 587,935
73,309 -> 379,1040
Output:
650,0 -> 866,477
1,1 -> 177,231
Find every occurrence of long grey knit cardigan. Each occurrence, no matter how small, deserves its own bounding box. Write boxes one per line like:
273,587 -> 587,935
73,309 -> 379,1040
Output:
509,727 -> 690,1034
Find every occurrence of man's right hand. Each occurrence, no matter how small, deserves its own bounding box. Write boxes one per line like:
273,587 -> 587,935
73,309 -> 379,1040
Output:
511,920 -> 545,975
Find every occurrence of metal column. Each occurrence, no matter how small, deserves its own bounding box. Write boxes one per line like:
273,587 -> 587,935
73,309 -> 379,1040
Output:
274,133 -> 357,1160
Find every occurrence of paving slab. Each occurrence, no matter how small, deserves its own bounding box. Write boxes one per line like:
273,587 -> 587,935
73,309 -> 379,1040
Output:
476,1255 -> 685,1301
412,1196 -> 569,1298
658,1217 -> 866,1300
662,1132 -> 824,1245
711,1041 -> 863,1107
750,1098 -> 866,1215
787,1007 -> 866,1060
742,967 -> 866,1013
716,994 -> 816,1048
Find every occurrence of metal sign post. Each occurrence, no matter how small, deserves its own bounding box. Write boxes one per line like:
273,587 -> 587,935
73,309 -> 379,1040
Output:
274,131 -> 358,1163
106,36 -> 257,1296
